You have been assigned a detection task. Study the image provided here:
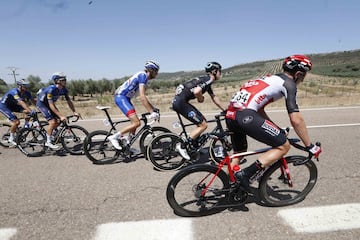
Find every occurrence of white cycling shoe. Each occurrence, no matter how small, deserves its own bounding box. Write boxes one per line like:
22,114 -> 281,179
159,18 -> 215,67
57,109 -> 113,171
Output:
176,144 -> 190,160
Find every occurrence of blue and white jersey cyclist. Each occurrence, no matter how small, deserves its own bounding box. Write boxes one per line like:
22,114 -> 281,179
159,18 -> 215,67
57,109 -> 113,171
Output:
109,61 -> 161,150
36,72 -> 80,150
0,79 -> 36,146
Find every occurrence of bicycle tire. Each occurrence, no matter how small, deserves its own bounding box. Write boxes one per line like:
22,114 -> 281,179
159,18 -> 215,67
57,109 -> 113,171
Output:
83,130 -> 119,164
166,164 -> 230,217
16,127 -> 46,157
60,125 -> 89,155
258,155 -> 318,207
0,123 -> 12,147
138,126 -> 171,155
208,135 -> 233,164
147,132 -> 187,171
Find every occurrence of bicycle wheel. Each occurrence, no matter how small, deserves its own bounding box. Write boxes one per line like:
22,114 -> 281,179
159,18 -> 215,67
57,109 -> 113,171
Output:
209,135 -> 233,164
60,125 -> 89,155
0,122 -> 12,147
139,126 -> 171,155
147,133 -> 187,171
83,130 -> 119,164
258,155 -> 318,207
16,127 -> 46,157
166,164 -> 230,217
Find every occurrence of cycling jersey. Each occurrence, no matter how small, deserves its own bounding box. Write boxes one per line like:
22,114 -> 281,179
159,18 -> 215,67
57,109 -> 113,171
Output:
172,75 -> 215,125
0,88 -> 33,121
227,73 -> 299,114
37,85 -> 70,105
174,75 -> 214,101
115,71 -> 149,98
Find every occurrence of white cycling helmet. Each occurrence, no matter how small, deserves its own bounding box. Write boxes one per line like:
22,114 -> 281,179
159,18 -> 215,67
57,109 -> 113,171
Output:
16,79 -> 30,88
144,60 -> 160,71
51,72 -> 66,82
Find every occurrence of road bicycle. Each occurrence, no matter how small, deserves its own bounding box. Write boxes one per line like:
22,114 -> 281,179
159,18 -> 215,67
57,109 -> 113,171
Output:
0,114 -> 48,148
83,106 -> 171,164
166,134 -> 321,217
146,111 -> 233,171
16,113 -> 88,157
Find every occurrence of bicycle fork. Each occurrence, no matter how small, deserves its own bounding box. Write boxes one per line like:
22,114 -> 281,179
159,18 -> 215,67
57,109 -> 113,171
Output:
279,157 -> 293,187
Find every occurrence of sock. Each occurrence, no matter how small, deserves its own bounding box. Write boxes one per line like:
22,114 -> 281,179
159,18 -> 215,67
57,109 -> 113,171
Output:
243,160 -> 264,177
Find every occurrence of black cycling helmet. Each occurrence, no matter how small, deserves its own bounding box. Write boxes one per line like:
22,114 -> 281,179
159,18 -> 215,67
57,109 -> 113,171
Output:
205,61 -> 222,73
282,55 -> 312,74
16,79 -> 30,88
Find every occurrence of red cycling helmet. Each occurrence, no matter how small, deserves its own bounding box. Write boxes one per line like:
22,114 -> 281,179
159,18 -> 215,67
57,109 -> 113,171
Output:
282,55 -> 312,73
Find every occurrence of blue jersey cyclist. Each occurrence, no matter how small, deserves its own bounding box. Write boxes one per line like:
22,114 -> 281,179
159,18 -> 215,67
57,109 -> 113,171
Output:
109,60 -> 161,150
225,55 -> 322,190
0,79 -> 36,146
36,72 -> 80,149
172,62 -> 226,160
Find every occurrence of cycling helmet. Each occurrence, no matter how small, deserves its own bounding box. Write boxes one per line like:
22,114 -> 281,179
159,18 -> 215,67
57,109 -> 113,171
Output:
16,79 -> 30,88
205,62 -> 222,73
144,61 -> 160,71
51,72 -> 66,82
282,55 -> 312,73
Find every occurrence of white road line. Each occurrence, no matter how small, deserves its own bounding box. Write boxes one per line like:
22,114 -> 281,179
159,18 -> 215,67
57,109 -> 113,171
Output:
278,203 -> 360,233
92,219 -> 193,240
0,228 -> 17,240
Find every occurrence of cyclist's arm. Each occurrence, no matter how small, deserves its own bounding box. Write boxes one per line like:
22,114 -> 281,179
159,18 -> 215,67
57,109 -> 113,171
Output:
66,98 -> 79,116
193,86 -> 204,103
209,93 -> 225,111
138,84 -> 155,112
17,99 -> 32,113
289,111 -> 311,146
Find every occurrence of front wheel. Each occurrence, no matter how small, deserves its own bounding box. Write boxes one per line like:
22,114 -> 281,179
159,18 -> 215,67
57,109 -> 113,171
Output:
209,135 -> 233,164
166,164 -> 230,217
258,156 -> 318,207
147,132 -> 187,171
16,127 -> 46,157
60,125 -> 89,155
83,130 -> 119,164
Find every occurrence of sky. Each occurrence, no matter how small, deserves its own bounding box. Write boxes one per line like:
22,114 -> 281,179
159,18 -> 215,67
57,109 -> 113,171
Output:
0,0 -> 359,84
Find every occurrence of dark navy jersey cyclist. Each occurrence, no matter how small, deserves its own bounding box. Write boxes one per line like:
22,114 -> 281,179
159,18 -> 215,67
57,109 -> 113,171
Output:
0,79 -> 35,146
225,55 -> 322,190
172,62 -> 226,160
36,72 -> 80,150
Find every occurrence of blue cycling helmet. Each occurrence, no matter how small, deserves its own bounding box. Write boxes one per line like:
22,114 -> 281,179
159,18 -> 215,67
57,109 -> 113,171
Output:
51,72 -> 66,82
16,79 -> 30,88
144,61 -> 160,71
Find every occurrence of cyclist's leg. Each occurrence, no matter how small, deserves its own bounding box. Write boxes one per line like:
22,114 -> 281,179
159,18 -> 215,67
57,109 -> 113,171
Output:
37,102 -> 60,149
232,109 -> 289,187
225,117 -> 248,169
0,104 -> 20,145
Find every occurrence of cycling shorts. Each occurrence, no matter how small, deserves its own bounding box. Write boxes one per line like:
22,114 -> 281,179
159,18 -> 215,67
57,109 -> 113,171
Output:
114,95 -> 136,117
172,96 -> 205,125
36,100 -> 58,121
0,103 -> 24,121
225,109 -> 287,152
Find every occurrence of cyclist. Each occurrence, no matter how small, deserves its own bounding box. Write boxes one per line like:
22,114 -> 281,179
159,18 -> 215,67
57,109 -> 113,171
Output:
172,62 -> 226,160
36,72 -> 80,150
0,79 -> 36,146
225,54 -> 322,189
108,60 -> 160,150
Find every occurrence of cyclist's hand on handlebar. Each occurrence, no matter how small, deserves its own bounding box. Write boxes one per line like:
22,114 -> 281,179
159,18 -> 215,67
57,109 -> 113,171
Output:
153,108 -> 160,113
73,112 -> 82,119
150,111 -> 160,122
60,116 -> 67,122
307,143 -> 322,158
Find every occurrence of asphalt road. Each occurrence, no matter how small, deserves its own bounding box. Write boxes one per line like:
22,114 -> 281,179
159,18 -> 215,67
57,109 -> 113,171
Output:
1,106 -> 360,240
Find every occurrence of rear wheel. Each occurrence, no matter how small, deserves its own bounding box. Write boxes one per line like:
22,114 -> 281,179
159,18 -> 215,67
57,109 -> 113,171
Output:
139,126 -> 171,155
61,125 -> 89,155
209,135 -> 233,164
83,130 -> 119,164
258,156 -> 318,207
166,164 -> 230,217
147,133 -> 187,171
16,127 -> 46,157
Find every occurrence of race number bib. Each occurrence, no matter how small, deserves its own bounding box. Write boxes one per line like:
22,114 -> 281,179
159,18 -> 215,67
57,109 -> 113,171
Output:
231,90 -> 251,105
